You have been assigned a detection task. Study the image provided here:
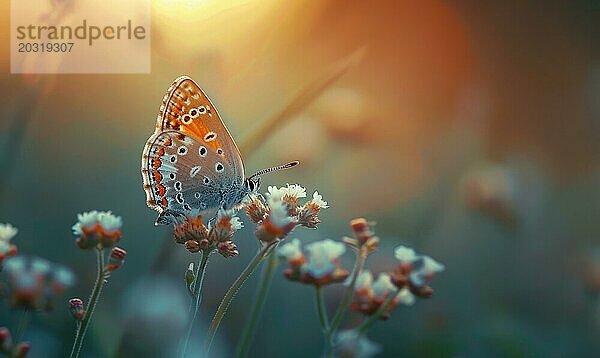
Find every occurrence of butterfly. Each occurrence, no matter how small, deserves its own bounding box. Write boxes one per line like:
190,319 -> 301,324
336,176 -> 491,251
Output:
141,76 -> 298,225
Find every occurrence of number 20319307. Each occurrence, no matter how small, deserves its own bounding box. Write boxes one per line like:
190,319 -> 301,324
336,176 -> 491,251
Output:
17,42 -> 74,52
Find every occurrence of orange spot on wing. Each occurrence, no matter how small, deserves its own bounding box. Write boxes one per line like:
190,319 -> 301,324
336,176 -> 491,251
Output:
152,171 -> 163,182
152,159 -> 161,169
156,184 -> 166,197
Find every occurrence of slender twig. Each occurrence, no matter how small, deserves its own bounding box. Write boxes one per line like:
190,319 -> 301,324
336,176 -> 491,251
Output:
327,248 -> 367,344
356,289 -> 400,335
180,249 -> 212,358
239,47 -> 366,155
204,241 -> 278,354
235,250 -> 278,358
69,248 -> 106,358
315,286 -> 330,333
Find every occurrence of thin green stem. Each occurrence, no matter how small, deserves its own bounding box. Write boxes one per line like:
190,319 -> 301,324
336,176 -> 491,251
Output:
315,286 -> 330,333
69,247 -> 106,358
204,241 -> 278,354
356,289 -> 400,335
327,248 -> 367,343
235,250 -> 278,358
180,249 -> 212,358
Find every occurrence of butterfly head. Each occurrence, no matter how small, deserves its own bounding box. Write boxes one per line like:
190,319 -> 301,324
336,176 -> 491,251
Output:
245,161 -> 299,192
243,177 -> 261,195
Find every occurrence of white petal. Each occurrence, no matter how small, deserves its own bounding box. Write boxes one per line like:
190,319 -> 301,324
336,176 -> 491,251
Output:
350,270 -> 373,289
371,273 -> 395,297
0,223 -> 18,242
311,191 -> 329,209
394,245 -> 419,263
277,238 -> 303,260
397,288 -> 415,306
422,255 -> 445,274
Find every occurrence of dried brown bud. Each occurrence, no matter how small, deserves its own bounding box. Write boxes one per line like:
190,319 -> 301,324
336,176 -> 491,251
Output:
245,196 -> 268,224
106,247 -> 127,272
217,241 -> 239,258
173,216 -> 209,244
68,298 -> 85,320
185,240 -> 201,253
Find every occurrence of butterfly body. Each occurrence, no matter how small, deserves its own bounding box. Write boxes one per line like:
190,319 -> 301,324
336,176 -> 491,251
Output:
141,76 -> 258,225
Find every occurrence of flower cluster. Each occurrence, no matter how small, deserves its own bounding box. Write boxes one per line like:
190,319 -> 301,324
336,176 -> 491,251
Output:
350,270 -> 414,319
0,327 -> 30,358
278,239 -> 349,286
343,218 -> 380,253
173,210 -> 242,257
72,211 -> 123,249
335,330 -> 380,358
0,223 -> 18,269
2,256 -> 75,312
390,245 -> 445,298
245,184 -> 329,242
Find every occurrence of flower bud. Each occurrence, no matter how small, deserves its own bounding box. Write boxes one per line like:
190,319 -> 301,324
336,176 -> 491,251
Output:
245,196 -> 268,224
0,327 -> 12,353
72,211 -> 122,250
199,239 -> 211,250
14,342 -> 30,358
106,247 -> 127,272
68,298 -> 85,320
184,240 -> 200,253
185,262 -> 195,292
217,241 -> 239,258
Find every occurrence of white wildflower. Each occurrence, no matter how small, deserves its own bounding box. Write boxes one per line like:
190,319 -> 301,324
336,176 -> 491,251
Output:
71,210 -> 100,235
0,223 -> 18,242
267,197 -> 293,227
97,211 -> 123,234
397,287 -> 415,306
394,245 -> 419,263
336,330 -> 381,358
310,191 -> 329,208
371,273 -> 395,298
277,238 -> 303,261
352,270 -> 373,289
303,239 -> 346,278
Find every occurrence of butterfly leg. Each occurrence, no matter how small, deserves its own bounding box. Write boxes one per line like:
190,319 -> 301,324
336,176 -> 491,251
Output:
155,209 -> 186,226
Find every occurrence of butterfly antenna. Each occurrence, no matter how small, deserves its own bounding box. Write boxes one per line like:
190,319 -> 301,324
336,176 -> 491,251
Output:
248,161 -> 299,180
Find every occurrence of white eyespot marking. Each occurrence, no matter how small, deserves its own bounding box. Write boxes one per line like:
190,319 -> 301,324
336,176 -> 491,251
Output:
183,204 -> 191,211
204,132 -> 217,142
198,106 -> 206,114
176,193 -> 184,204
194,192 -> 201,199
217,148 -> 224,156
203,176 -> 210,185
199,146 -> 207,157
178,146 -> 188,155
174,181 -> 182,191
169,173 -> 176,180
182,114 -> 192,124
190,166 -> 201,178
169,155 -> 177,163
215,162 -> 224,173
189,108 -> 199,118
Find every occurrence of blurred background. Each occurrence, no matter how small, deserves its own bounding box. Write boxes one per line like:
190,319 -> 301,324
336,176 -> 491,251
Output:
0,0 -> 598,356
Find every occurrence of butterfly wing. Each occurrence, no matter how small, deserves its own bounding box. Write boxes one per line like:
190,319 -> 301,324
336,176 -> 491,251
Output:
142,76 -> 245,223
156,76 -> 244,175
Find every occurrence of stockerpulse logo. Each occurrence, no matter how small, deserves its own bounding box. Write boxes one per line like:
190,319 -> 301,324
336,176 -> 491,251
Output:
11,0 -> 150,73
